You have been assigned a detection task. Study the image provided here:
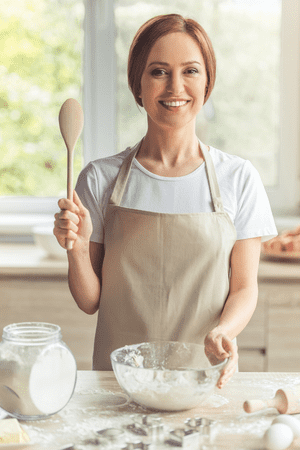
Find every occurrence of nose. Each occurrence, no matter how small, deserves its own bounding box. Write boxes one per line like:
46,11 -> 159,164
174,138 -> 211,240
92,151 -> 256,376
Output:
166,72 -> 184,95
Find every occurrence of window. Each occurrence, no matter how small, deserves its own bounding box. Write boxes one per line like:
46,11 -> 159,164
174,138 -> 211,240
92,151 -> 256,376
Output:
0,0 -> 84,214
1,0 -> 300,218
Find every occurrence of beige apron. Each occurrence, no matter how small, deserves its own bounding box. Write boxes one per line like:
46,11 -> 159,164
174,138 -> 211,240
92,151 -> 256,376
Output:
93,140 -> 237,370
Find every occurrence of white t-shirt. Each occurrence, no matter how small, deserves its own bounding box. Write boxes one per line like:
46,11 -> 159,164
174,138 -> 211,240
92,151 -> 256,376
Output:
75,140 -> 277,244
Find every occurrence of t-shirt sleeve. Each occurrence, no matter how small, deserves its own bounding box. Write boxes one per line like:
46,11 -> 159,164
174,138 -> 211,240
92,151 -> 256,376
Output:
75,163 -> 104,244
234,160 -> 277,242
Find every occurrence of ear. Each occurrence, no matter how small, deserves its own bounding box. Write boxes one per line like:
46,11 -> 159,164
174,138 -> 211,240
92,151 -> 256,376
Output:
138,92 -> 143,106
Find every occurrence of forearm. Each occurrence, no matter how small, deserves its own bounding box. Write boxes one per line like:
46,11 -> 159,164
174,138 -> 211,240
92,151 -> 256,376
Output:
216,284 -> 258,340
67,247 -> 101,315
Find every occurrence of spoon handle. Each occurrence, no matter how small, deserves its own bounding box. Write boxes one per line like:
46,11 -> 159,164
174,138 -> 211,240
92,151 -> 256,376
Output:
66,151 -> 74,250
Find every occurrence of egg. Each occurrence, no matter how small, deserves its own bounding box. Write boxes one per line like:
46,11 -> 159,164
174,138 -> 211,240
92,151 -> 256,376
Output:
264,423 -> 294,450
272,415 -> 300,438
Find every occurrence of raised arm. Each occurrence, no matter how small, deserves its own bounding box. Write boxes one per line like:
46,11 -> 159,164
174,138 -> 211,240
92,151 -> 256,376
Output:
54,190 -> 103,315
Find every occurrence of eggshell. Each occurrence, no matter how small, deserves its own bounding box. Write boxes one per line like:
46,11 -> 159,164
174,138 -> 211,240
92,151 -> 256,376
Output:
273,415 -> 300,438
264,423 -> 294,450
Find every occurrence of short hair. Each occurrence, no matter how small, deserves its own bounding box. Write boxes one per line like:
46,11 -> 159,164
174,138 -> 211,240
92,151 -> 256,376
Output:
128,14 -> 216,107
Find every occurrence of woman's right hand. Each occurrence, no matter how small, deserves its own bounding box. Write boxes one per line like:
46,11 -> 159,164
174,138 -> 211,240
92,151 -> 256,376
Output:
53,190 -> 93,251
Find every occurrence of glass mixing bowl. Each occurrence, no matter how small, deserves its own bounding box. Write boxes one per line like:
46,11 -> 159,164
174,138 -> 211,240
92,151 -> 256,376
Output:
110,341 -> 228,411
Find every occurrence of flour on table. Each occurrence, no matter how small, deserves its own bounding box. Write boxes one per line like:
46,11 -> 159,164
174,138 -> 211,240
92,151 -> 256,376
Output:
202,393 -> 229,408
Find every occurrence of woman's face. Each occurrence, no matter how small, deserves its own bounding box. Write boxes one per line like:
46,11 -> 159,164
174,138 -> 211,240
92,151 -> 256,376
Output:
139,32 -> 207,131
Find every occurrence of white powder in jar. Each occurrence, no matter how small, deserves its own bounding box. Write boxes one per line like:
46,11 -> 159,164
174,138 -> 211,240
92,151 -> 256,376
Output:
29,345 -> 77,414
0,342 -> 76,417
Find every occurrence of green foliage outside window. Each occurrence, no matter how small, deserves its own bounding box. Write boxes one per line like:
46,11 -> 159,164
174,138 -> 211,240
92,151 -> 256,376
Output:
0,0 -> 84,196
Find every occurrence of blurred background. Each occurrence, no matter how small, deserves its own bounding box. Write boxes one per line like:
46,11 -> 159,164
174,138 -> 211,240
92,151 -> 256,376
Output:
0,0 -> 299,372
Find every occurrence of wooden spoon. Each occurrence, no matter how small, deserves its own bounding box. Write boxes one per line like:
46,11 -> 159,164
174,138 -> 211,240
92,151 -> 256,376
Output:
59,98 -> 84,250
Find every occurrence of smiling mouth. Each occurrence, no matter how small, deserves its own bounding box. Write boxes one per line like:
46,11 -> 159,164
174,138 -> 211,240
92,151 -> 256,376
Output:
159,100 -> 190,110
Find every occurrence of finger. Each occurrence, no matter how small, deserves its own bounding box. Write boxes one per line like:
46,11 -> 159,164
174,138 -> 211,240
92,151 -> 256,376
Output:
211,336 -> 230,360
217,366 -> 237,389
53,227 -> 77,249
221,356 -> 238,379
55,210 -> 80,225
58,197 -> 80,214
55,227 -> 78,242
53,221 -> 78,239
73,190 -> 87,213
213,335 -> 237,364
217,354 -> 238,387
221,343 -> 238,369
218,354 -> 239,387
54,218 -> 78,234
221,336 -> 236,355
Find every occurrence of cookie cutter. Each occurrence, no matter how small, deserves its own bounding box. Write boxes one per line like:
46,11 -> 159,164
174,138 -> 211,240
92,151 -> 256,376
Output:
185,417 -> 217,444
120,440 -> 155,450
96,427 -> 126,444
73,437 -> 102,449
127,415 -> 165,443
165,427 -> 200,448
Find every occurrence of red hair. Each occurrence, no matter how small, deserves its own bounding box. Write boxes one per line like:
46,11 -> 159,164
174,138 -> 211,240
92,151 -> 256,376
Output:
128,14 -> 216,107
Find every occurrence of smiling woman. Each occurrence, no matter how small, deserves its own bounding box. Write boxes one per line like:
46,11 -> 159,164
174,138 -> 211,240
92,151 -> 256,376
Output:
139,33 -> 206,123
54,13 -> 277,387
128,14 -> 215,108
125,15 -> 215,177
135,32 -> 209,177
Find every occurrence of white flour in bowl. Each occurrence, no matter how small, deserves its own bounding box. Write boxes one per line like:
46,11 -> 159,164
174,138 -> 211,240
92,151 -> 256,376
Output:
117,366 -> 217,411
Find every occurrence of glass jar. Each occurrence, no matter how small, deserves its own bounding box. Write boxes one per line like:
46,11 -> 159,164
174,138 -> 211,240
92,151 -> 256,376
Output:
0,322 -> 77,420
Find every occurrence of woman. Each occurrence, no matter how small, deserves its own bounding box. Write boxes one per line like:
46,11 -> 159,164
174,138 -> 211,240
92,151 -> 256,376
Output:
54,14 -> 277,387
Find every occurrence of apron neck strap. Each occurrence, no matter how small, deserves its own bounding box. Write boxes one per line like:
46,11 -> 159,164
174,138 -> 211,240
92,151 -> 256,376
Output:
109,141 -> 141,206
200,142 -> 224,213
109,138 -> 224,213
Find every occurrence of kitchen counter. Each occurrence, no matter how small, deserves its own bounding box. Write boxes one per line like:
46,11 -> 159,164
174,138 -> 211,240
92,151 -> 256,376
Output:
259,255 -> 300,280
15,370 -> 300,449
1,243 -> 300,279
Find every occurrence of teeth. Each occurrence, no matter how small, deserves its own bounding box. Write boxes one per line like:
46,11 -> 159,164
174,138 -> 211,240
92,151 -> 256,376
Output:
163,101 -> 187,107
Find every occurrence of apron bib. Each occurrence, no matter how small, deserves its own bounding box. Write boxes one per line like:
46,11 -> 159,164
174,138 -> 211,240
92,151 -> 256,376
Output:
93,140 -> 237,370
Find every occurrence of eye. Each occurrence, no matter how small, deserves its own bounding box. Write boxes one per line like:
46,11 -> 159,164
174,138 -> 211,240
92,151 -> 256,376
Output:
151,68 -> 167,76
186,68 -> 199,74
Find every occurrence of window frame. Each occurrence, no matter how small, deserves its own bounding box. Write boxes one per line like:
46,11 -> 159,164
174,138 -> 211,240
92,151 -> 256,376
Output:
0,0 -> 299,217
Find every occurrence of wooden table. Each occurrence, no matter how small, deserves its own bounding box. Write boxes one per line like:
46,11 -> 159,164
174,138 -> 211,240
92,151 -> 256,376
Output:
16,371 -> 300,449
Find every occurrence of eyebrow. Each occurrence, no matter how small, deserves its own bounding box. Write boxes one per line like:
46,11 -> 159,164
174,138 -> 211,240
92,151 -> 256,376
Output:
147,60 -> 202,68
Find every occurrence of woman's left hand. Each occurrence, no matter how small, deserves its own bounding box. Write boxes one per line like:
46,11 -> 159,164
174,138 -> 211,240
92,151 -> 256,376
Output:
204,328 -> 238,389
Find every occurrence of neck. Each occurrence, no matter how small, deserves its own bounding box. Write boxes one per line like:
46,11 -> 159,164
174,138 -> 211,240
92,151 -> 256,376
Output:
135,119 -> 207,177
138,120 -> 201,167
